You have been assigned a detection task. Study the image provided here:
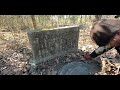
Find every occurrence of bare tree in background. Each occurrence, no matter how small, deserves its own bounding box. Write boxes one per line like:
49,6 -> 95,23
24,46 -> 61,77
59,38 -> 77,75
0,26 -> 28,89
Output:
31,15 -> 37,30
0,15 -> 95,32
80,15 -> 82,23
91,15 -> 102,25
95,15 -> 102,21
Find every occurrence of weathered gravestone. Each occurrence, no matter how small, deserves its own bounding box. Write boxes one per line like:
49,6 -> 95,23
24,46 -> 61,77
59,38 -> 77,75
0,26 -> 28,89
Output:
27,25 -> 80,65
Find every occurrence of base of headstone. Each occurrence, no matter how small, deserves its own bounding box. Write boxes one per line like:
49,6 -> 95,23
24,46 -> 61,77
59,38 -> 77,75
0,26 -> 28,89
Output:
28,58 -> 38,75
57,61 -> 101,75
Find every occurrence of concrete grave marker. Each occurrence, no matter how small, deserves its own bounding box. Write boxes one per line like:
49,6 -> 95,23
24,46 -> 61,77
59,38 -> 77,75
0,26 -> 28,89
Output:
27,25 -> 80,65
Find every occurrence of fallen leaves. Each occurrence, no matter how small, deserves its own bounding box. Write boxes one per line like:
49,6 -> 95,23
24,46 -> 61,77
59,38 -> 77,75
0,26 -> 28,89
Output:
0,44 -> 32,75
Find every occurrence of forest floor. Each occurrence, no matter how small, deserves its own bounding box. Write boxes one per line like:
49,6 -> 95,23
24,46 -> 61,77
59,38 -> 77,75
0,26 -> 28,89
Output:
1,26 -> 120,75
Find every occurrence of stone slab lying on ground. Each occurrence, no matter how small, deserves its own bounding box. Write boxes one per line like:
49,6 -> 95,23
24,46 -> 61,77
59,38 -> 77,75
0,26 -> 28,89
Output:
57,61 -> 101,75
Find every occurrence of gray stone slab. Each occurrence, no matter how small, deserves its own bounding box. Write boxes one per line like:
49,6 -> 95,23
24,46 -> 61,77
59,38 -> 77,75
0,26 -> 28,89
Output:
27,26 -> 80,64
57,61 -> 101,75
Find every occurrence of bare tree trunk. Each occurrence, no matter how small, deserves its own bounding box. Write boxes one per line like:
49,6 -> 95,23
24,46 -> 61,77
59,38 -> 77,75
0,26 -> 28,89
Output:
31,15 -> 37,30
84,15 -> 87,24
80,15 -> 82,23
92,15 -> 102,25
95,15 -> 102,21
57,15 -> 59,27
89,15 -> 92,20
